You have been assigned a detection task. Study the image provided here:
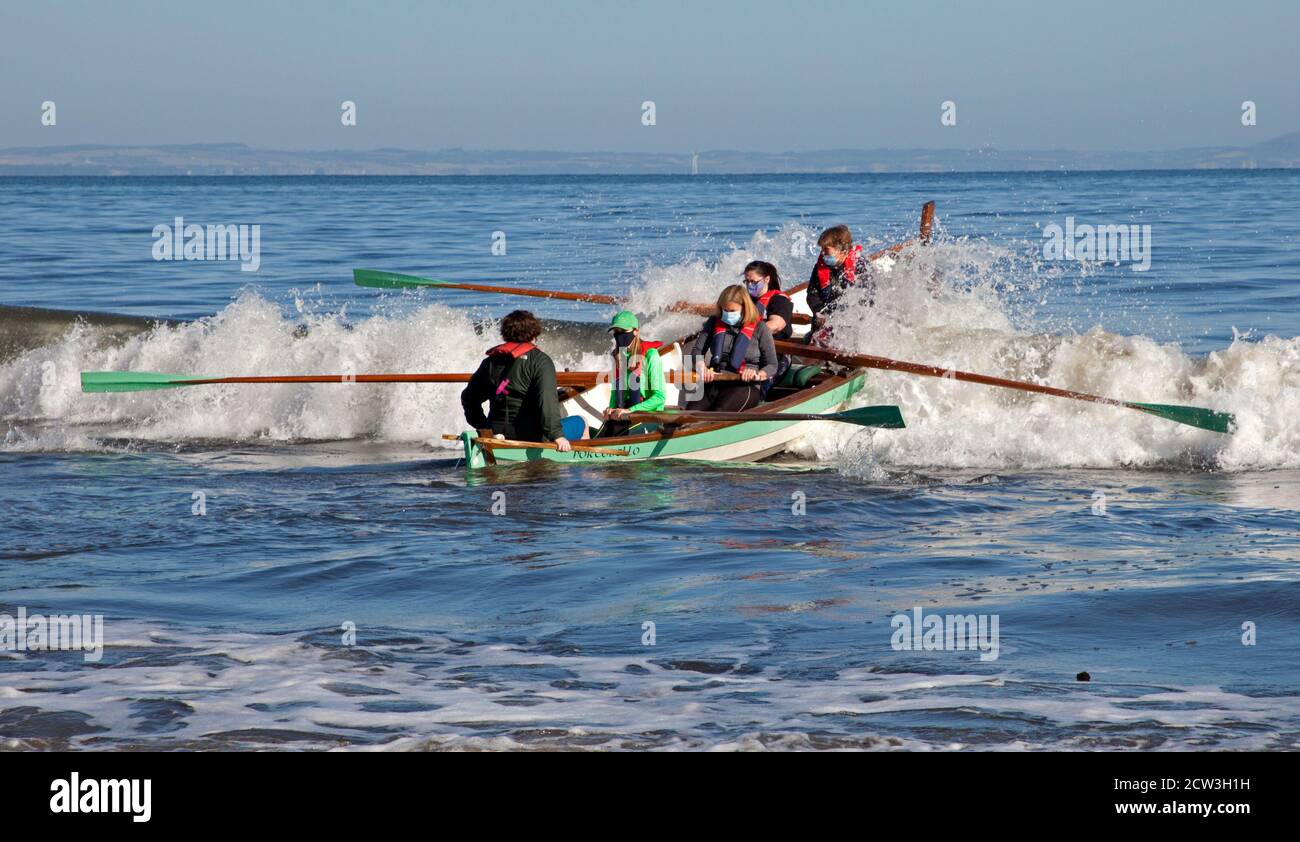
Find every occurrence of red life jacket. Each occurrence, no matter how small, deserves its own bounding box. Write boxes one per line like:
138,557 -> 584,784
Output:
754,288 -> 790,316
627,340 -> 663,376
708,318 -> 757,373
813,244 -> 863,289
485,342 -> 536,359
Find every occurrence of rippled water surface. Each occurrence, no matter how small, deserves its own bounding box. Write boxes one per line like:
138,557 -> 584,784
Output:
1,172 -> 1298,749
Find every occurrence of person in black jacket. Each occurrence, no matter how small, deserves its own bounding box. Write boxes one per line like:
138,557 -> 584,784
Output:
743,260 -> 795,341
806,224 -> 874,343
743,260 -> 794,390
460,310 -> 575,451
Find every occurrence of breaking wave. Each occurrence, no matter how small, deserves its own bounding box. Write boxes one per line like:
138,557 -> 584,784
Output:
2,223 -> 1296,471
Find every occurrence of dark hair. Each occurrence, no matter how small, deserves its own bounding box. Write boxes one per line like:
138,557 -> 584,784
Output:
743,260 -> 781,292
500,310 -> 543,343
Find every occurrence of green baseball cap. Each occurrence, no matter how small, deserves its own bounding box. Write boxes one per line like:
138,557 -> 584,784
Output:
608,310 -> 639,331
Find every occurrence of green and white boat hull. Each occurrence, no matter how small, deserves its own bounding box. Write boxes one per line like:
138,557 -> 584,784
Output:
460,367 -> 869,467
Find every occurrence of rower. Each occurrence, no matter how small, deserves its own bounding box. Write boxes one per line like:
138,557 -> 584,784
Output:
742,260 -> 794,390
598,310 -> 666,438
683,285 -> 778,412
460,309 -> 585,450
806,224 -> 874,344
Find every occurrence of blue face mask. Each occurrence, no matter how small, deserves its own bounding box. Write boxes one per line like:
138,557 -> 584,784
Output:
720,310 -> 741,326
745,281 -> 763,297
822,253 -> 839,267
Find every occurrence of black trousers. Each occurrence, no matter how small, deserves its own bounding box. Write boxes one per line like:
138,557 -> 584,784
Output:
683,382 -> 764,412
596,419 -> 631,438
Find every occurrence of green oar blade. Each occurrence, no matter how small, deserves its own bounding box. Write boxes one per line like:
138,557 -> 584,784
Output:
827,405 -> 907,429
1127,402 -> 1235,434
353,269 -> 447,289
81,371 -> 200,393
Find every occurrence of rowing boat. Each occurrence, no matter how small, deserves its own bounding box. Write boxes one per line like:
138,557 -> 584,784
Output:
457,236 -> 920,467
461,367 -> 872,466
460,331 -> 880,466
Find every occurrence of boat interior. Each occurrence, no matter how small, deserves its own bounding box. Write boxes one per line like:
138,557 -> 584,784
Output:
555,336 -> 848,443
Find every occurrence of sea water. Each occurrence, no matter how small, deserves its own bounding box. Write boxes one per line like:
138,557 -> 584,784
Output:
0,172 -> 1297,749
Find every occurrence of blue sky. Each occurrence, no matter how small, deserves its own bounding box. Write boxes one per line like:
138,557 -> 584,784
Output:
2,0 -> 1295,151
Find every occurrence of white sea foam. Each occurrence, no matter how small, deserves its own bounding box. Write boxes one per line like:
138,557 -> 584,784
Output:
3,620 -> 1295,751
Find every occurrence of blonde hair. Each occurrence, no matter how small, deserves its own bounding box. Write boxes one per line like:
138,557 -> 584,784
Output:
716,284 -> 761,326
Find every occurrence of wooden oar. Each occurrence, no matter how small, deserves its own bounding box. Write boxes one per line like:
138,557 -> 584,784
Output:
355,203 -> 936,326
81,370 -> 599,392
440,433 -> 628,456
353,269 -> 718,319
81,368 -> 732,393
777,339 -> 1234,434
627,405 -> 905,429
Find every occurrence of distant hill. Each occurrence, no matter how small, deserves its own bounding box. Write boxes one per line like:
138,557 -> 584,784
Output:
2,134 -> 1298,175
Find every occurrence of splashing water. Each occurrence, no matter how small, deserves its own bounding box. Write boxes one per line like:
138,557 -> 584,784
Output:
2,223 -> 1297,470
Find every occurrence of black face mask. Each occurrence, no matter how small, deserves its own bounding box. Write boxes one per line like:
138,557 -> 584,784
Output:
614,332 -> 635,348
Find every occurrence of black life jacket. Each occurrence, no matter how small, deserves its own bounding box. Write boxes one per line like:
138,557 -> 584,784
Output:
706,318 -> 757,373
752,287 -> 797,368
483,341 -> 536,432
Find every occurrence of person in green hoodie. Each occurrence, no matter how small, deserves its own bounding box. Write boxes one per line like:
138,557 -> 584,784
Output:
461,309 -> 580,450
598,310 -> 666,438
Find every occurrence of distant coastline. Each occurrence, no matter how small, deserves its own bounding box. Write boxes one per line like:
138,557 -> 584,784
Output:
2,133 -> 1298,176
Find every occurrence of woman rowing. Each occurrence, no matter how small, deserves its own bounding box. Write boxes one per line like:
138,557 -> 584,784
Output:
743,260 -> 794,389
599,310 -> 667,437
460,309 -> 585,450
683,284 -> 778,412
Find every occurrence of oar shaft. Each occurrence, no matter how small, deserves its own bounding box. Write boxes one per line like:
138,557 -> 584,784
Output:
441,433 -> 628,455
421,278 -> 625,305
777,340 -> 1129,407
478,437 -> 627,455
183,373 -> 471,385
84,368 -> 735,393
773,342 -> 1236,434
625,404 -> 904,429
193,370 -> 727,387
776,341 -> 1126,408
629,411 -> 828,424
356,203 -> 936,327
